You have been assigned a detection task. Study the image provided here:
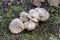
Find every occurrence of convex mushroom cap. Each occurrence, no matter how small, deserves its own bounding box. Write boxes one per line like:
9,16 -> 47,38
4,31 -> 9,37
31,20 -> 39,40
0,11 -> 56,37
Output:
29,9 -> 40,22
9,18 -> 24,34
35,7 -> 50,21
48,0 -> 60,7
24,20 -> 37,31
33,0 -> 45,7
20,11 -> 29,22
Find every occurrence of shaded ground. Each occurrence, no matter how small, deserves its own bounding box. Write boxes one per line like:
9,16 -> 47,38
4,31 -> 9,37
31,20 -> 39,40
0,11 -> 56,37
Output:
0,0 -> 60,40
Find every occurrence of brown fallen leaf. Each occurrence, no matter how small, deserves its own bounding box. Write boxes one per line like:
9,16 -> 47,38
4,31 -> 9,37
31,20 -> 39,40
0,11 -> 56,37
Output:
33,0 -> 45,7
48,0 -> 60,7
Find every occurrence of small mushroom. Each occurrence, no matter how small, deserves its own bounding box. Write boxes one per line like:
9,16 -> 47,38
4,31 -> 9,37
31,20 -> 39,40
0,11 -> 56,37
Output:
35,7 -> 50,21
29,9 -> 40,22
33,0 -> 45,7
9,18 -> 24,34
20,11 -> 29,22
24,20 -> 37,31
48,0 -> 60,7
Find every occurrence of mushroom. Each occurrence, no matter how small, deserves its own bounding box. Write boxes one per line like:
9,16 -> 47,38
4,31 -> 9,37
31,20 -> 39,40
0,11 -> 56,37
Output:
35,7 -> 50,21
9,18 -> 24,34
48,0 -> 60,7
33,0 -> 45,7
24,20 -> 37,31
29,9 -> 40,22
20,11 -> 29,22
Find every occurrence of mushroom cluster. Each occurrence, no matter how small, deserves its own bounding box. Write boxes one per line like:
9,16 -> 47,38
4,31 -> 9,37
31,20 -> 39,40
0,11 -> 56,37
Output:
9,7 -> 50,34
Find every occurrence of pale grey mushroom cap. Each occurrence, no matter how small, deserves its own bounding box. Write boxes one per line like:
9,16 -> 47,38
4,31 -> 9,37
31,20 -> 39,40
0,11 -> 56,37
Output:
33,0 -> 45,7
35,7 -> 50,21
9,18 -> 24,34
20,11 -> 29,22
24,20 -> 37,31
48,0 -> 59,7
29,9 -> 40,22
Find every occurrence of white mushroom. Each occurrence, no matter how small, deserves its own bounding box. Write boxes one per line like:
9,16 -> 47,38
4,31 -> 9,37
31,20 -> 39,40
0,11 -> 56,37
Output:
9,18 -> 24,34
24,20 -> 37,31
29,9 -> 40,22
20,11 -> 29,22
35,7 -> 50,21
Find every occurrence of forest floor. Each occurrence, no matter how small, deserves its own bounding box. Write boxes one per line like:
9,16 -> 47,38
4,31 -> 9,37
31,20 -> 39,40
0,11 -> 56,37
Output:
0,0 -> 60,40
